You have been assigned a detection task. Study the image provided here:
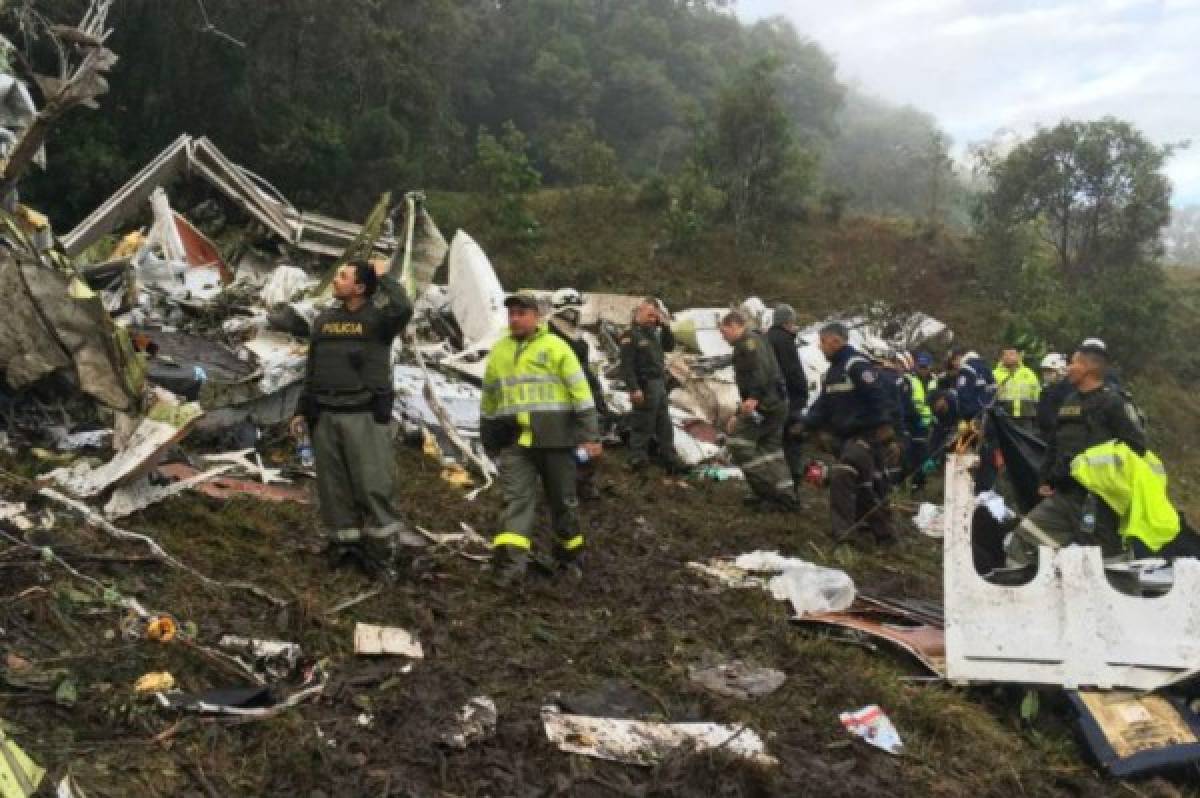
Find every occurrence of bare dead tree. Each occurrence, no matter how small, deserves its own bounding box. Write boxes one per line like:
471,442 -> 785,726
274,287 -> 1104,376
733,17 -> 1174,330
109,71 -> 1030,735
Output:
0,0 -> 118,195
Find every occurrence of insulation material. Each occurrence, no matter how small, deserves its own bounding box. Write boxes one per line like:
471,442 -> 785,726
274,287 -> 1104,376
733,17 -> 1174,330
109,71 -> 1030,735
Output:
689,552 -> 856,617
541,707 -> 776,767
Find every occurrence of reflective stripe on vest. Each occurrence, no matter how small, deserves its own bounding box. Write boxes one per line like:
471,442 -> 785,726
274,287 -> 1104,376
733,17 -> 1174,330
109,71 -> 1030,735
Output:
1071,441 -> 1179,552
909,374 -> 932,425
994,366 -> 1040,418
480,326 -> 595,447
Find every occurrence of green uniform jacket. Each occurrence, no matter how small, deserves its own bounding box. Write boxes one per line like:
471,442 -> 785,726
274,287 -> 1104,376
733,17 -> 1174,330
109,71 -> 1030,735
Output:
304,276 -> 413,408
1040,384 -> 1146,491
481,324 -> 599,449
618,323 -> 675,390
732,331 -> 783,411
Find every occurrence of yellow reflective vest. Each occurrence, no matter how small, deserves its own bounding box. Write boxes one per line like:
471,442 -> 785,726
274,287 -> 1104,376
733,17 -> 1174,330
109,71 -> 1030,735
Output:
1070,441 -> 1180,553
993,364 -> 1041,418
908,374 -> 932,427
481,324 -> 598,448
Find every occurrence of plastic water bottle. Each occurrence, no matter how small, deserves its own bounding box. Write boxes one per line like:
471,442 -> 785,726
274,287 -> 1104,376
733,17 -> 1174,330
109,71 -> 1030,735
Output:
298,431 -> 315,469
1080,495 -> 1097,536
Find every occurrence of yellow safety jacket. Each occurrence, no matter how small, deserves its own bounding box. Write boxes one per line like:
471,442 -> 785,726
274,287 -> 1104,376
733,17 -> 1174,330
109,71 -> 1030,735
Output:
1070,441 -> 1180,553
909,374 -> 933,427
993,365 -> 1041,419
481,324 -> 598,449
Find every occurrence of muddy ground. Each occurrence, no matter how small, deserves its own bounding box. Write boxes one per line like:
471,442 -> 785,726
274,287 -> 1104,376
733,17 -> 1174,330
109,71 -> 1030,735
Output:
0,444 -> 1195,797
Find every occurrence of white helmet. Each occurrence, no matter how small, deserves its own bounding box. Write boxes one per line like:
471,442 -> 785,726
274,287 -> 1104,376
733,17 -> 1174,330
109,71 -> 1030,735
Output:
551,288 -> 583,309
1040,353 -> 1067,372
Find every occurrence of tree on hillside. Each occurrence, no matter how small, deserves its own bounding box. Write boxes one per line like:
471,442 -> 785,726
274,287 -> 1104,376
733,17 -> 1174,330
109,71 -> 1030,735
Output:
974,117 -> 1177,366
707,56 -> 816,247
469,121 -> 542,242
977,117 -> 1174,279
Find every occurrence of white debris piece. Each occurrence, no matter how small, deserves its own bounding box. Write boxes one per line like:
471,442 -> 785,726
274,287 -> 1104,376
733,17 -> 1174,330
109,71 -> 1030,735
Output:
441,696 -> 498,749
447,231 -> 506,350
45,427 -> 112,451
913,503 -> 944,538
840,705 -> 904,755
541,707 -> 776,767
690,551 -> 855,617
103,465 -> 235,519
260,265 -> 314,305
354,623 -> 424,658
672,308 -> 733,357
943,454 -> 1200,691
218,636 -> 302,678
48,416 -> 195,498
975,490 -> 1014,523
392,364 -> 481,434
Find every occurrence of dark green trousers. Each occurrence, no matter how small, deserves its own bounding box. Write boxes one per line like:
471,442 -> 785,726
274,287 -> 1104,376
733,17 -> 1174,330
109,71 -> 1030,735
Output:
727,404 -> 794,502
628,379 -> 677,465
313,411 -> 403,545
494,447 -> 583,563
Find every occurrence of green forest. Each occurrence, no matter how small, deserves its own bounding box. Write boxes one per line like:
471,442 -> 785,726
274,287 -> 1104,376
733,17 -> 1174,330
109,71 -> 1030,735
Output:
0,0 -> 1185,370
11,0 -> 959,227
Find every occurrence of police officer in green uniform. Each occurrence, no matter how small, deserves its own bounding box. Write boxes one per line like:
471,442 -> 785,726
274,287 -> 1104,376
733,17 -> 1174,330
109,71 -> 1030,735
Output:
719,311 -> 798,510
1007,342 -> 1146,566
296,259 -> 413,569
619,298 -> 683,472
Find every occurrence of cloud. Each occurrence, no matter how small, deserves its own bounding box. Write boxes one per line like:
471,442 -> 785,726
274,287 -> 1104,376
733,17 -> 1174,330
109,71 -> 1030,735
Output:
739,0 -> 1200,202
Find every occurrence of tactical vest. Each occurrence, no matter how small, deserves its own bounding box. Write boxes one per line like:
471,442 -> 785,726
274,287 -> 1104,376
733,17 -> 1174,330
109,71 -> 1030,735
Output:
309,303 -> 395,403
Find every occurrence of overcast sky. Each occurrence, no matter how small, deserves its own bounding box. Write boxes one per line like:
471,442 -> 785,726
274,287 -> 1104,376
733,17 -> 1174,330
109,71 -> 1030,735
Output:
738,0 -> 1200,204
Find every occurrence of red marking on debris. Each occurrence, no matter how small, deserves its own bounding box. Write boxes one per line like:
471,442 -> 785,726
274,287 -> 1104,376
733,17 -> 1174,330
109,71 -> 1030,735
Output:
157,463 -> 310,504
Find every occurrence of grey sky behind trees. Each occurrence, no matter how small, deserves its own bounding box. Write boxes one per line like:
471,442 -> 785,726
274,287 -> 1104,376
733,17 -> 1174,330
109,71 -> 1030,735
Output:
739,0 -> 1200,203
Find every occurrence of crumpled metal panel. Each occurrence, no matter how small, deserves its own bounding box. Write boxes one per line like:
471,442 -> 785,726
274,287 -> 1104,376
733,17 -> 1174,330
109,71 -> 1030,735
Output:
943,454 -> 1200,690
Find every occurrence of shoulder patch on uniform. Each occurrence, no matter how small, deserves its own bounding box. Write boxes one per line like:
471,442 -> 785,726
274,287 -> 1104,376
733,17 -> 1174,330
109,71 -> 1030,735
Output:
1125,403 -> 1142,426
638,339 -> 650,347
861,369 -> 876,384
745,339 -> 757,351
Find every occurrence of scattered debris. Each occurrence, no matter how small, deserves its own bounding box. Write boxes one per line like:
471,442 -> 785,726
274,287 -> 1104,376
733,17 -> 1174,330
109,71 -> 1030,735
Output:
440,696 -> 499,749
943,455 -> 1200,690
1069,689 -> 1200,777
354,624 -> 424,658
840,705 -> 904,755
155,463 -> 310,504
218,636 -> 302,679
540,706 -> 776,767
795,594 -> 946,678
689,551 -> 855,616
135,672 -> 176,693
687,660 -> 786,699
913,503 -> 943,538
